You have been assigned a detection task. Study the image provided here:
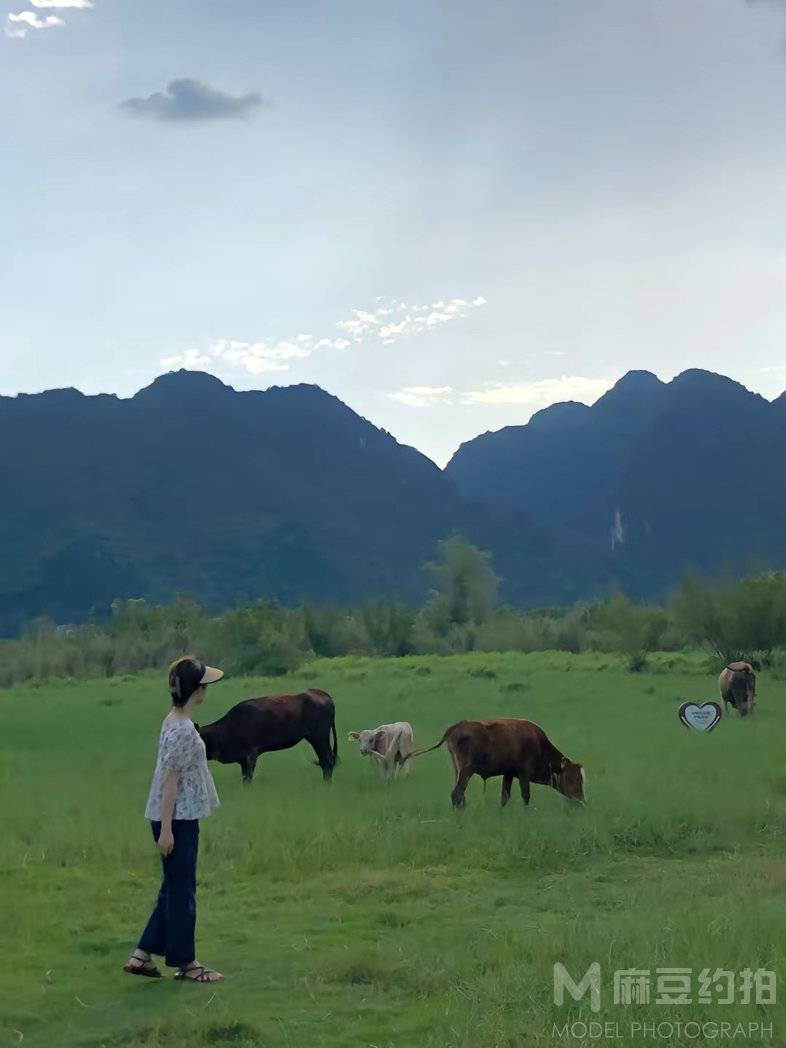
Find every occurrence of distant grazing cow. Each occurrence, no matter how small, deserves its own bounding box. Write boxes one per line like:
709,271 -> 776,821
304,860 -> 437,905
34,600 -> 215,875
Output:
347,722 -> 414,780
412,718 -> 585,810
719,662 -> 756,717
196,689 -> 337,783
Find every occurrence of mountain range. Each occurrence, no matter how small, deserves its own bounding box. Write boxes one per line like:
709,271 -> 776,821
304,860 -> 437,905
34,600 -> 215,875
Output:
448,368 -> 786,596
0,371 -> 565,636
1,367 -> 783,635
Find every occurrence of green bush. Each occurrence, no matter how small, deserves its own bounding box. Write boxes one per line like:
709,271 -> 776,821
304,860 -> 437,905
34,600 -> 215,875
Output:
5,545 -> 786,687
672,569 -> 786,663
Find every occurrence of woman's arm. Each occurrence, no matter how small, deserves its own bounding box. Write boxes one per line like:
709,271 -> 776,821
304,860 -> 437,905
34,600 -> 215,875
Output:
157,768 -> 179,856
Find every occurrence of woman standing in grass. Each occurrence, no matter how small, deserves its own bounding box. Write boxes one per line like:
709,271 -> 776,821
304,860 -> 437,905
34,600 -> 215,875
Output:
123,656 -> 225,984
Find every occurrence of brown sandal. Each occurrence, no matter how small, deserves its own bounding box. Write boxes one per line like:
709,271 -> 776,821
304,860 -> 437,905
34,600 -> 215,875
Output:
123,953 -> 162,978
174,964 -> 223,983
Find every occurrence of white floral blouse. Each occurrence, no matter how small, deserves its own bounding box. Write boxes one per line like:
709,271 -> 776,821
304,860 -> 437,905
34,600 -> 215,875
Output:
144,716 -> 220,821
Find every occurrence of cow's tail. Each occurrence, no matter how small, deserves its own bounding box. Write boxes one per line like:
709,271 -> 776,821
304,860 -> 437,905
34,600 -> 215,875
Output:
331,711 -> 339,763
410,733 -> 448,759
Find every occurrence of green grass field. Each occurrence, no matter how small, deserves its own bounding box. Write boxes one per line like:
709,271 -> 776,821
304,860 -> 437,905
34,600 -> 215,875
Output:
1,652 -> 785,1047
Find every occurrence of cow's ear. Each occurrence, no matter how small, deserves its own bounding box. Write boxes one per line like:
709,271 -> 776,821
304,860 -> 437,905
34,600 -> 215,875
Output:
347,731 -> 359,742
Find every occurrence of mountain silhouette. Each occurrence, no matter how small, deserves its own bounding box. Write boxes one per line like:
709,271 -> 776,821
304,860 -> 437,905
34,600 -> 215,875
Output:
447,368 -> 784,596
3,367 -> 783,635
0,371 -> 561,634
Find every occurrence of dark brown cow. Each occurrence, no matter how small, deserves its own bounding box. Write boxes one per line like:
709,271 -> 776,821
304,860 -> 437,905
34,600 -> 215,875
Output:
413,718 -> 585,809
718,662 -> 756,717
196,688 -> 337,783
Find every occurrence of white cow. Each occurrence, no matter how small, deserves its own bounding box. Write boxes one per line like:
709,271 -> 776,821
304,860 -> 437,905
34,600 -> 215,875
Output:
347,721 -> 414,780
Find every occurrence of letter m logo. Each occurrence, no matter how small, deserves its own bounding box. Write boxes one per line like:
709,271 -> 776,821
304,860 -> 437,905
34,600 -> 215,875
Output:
553,962 -> 602,1013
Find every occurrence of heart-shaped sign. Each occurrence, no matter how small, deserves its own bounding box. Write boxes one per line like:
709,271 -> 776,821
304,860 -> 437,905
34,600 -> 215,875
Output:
679,701 -> 722,733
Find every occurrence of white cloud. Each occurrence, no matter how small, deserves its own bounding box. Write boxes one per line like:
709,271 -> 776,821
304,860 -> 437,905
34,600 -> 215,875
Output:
388,386 -> 454,408
313,337 -> 351,350
160,349 -> 212,370
5,10 -> 64,35
337,296 -> 487,347
6,1 -> 90,38
159,292 -> 486,378
210,338 -> 312,375
460,375 -> 613,407
387,375 -> 613,412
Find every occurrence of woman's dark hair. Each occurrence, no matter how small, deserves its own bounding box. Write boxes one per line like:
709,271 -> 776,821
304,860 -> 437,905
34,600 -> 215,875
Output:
168,656 -> 206,707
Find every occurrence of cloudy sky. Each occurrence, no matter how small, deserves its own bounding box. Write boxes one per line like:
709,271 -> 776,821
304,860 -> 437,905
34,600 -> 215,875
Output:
5,0 -> 786,464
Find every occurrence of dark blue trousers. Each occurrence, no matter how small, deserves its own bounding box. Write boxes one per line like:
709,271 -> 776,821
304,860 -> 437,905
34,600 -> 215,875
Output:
138,819 -> 199,968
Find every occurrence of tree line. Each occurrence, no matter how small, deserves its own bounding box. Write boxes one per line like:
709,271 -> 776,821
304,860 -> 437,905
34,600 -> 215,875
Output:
3,537 -> 786,687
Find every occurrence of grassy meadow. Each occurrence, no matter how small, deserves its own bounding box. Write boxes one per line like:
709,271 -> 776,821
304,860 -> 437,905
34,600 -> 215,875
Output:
1,651 -> 785,1047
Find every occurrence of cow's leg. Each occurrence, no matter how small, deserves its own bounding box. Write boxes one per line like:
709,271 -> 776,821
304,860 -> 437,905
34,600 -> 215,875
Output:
398,751 -> 413,778
379,754 -> 392,780
517,774 -> 532,807
400,730 -> 414,777
240,749 -> 259,784
375,754 -> 389,780
451,767 -> 472,809
449,748 -> 460,780
381,737 -> 399,780
369,751 -> 387,778
500,774 -> 513,808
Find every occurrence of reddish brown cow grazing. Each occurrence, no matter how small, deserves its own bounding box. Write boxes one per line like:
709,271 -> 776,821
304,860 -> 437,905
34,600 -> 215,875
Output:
413,718 -> 585,810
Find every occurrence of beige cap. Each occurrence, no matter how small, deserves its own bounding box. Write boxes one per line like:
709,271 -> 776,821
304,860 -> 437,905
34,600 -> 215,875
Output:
200,664 -> 224,685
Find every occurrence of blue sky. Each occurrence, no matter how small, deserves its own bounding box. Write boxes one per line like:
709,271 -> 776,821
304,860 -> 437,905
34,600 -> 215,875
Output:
4,0 -> 786,464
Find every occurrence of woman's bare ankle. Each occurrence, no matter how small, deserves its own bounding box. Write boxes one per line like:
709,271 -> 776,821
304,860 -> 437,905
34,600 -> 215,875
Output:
177,960 -> 223,982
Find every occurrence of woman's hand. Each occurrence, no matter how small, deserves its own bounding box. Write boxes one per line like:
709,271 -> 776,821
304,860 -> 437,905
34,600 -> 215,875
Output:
157,769 -> 179,857
157,827 -> 174,856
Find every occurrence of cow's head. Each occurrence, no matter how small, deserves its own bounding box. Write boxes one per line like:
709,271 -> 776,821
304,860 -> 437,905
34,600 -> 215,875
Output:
552,757 -> 586,804
195,723 -> 216,760
347,729 -> 378,756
